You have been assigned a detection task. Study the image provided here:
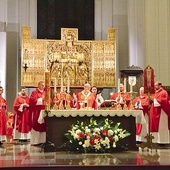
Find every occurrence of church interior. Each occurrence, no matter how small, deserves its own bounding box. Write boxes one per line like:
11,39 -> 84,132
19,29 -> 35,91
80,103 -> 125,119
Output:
0,0 -> 170,169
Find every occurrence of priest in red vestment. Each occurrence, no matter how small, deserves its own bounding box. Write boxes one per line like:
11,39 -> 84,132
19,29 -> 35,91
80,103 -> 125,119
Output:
150,81 -> 170,144
132,87 -> 149,142
110,83 -> 130,110
13,87 -> 30,142
29,81 -> 46,146
0,86 -> 7,145
53,86 -> 74,109
76,83 -> 97,110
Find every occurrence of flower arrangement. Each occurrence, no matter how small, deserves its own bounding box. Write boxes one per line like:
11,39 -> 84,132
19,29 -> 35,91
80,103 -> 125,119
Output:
65,118 -> 130,153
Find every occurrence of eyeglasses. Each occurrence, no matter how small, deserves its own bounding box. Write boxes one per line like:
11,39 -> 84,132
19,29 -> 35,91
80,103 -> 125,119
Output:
92,89 -> 97,90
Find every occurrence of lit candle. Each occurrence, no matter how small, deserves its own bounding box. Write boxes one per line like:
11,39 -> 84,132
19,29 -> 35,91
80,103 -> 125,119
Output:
67,78 -> 70,93
118,78 -> 120,92
45,69 -> 50,110
54,78 -> 57,93
124,78 -> 126,92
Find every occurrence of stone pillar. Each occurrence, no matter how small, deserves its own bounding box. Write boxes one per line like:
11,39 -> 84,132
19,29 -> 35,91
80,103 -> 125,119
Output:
0,22 -> 7,98
128,0 -> 145,68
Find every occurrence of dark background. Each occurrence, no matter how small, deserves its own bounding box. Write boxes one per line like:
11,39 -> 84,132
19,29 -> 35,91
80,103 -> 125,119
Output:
37,0 -> 94,40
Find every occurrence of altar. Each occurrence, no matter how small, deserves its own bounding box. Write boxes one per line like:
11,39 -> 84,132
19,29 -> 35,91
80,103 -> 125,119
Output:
39,110 -> 145,152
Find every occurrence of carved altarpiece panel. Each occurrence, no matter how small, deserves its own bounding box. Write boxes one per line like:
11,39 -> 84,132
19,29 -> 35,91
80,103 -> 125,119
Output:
21,26 -> 116,88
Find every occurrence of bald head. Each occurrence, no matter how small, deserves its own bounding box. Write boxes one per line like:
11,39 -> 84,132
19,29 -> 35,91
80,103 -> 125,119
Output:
84,83 -> 91,92
154,81 -> 162,91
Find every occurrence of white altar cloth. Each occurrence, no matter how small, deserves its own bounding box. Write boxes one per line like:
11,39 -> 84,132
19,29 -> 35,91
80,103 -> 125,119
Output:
39,110 -> 146,125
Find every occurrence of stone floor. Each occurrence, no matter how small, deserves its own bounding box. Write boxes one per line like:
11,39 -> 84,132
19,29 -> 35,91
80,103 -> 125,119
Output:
0,142 -> 170,169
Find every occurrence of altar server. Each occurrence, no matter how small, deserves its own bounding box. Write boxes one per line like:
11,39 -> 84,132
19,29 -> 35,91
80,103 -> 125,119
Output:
13,87 -> 30,142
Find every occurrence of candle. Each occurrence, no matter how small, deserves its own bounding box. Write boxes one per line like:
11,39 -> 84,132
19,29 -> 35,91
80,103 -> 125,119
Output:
61,77 -> 63,92
67,78 -> 70,93
45,69 -> 51,110
124,78 -> 126,92
118,78 -> 120,92
54,78 -> 57,93
130,84 -> 133,93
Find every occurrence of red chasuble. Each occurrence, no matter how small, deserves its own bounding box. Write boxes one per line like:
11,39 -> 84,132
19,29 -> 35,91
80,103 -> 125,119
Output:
132,95 -> 149,135
76,91 -> 97,110
150,87 -> 169,132
29,88 -> 46,132
110,92 -> 130,109
0,96 -> 7,135
13,95 -> 31,133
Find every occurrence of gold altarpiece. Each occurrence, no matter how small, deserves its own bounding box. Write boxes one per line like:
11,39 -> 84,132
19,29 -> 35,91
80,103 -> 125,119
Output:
21,26 -> 116,88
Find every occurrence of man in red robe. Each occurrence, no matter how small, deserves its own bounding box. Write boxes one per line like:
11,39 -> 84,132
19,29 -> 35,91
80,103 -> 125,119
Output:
29,81 -> 46,146
13,87 -> 30,142
0,86 -> 7,145
150,81 -> 170,144
76,83 -> 97,110
132,87 -> 149,142
110,83 -> 130,110
53,86 -> 74,109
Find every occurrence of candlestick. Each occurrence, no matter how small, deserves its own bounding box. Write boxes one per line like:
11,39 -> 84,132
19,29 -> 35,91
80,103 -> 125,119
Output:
45,69 -> 50,110
130,84 -> 133,93
67,78 -> 70,93
118,78 -> 120,92
124,78 -> 126,92
60,77 -> 63,92
54,78 -> 57,93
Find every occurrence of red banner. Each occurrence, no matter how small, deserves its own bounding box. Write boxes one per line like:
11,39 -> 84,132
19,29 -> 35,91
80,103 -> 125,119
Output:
143,65 -> 155,94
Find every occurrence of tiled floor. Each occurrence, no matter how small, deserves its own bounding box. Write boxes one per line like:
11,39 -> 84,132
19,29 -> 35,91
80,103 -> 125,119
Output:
0,142 -> 170,169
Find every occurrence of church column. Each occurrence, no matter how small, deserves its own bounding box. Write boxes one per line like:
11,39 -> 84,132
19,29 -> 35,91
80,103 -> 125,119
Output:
6,0 -> 37,111
95,0 -> 129,99
0,0 -> 7,98
128,0 -> 145,68
0,23 -> 7,97
144,0 -> 170,85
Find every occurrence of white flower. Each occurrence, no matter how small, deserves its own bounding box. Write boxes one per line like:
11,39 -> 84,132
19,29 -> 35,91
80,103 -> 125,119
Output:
76,129 -> 81,134
73,134 -> 79,139
119,132 -> 126,138
94,128 -> 100,133
79,141 -> 82,145
94,143 -> 101,150
114,135 -> 119,142
85,128 -> 91,133
108,129 -> 113,136
86,136 -> 90,140
83,139 -> 90,148
94,139 -> 99,144
114,130 -> 118,134
113,142 -> 116,148
103,137 -> 110,147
